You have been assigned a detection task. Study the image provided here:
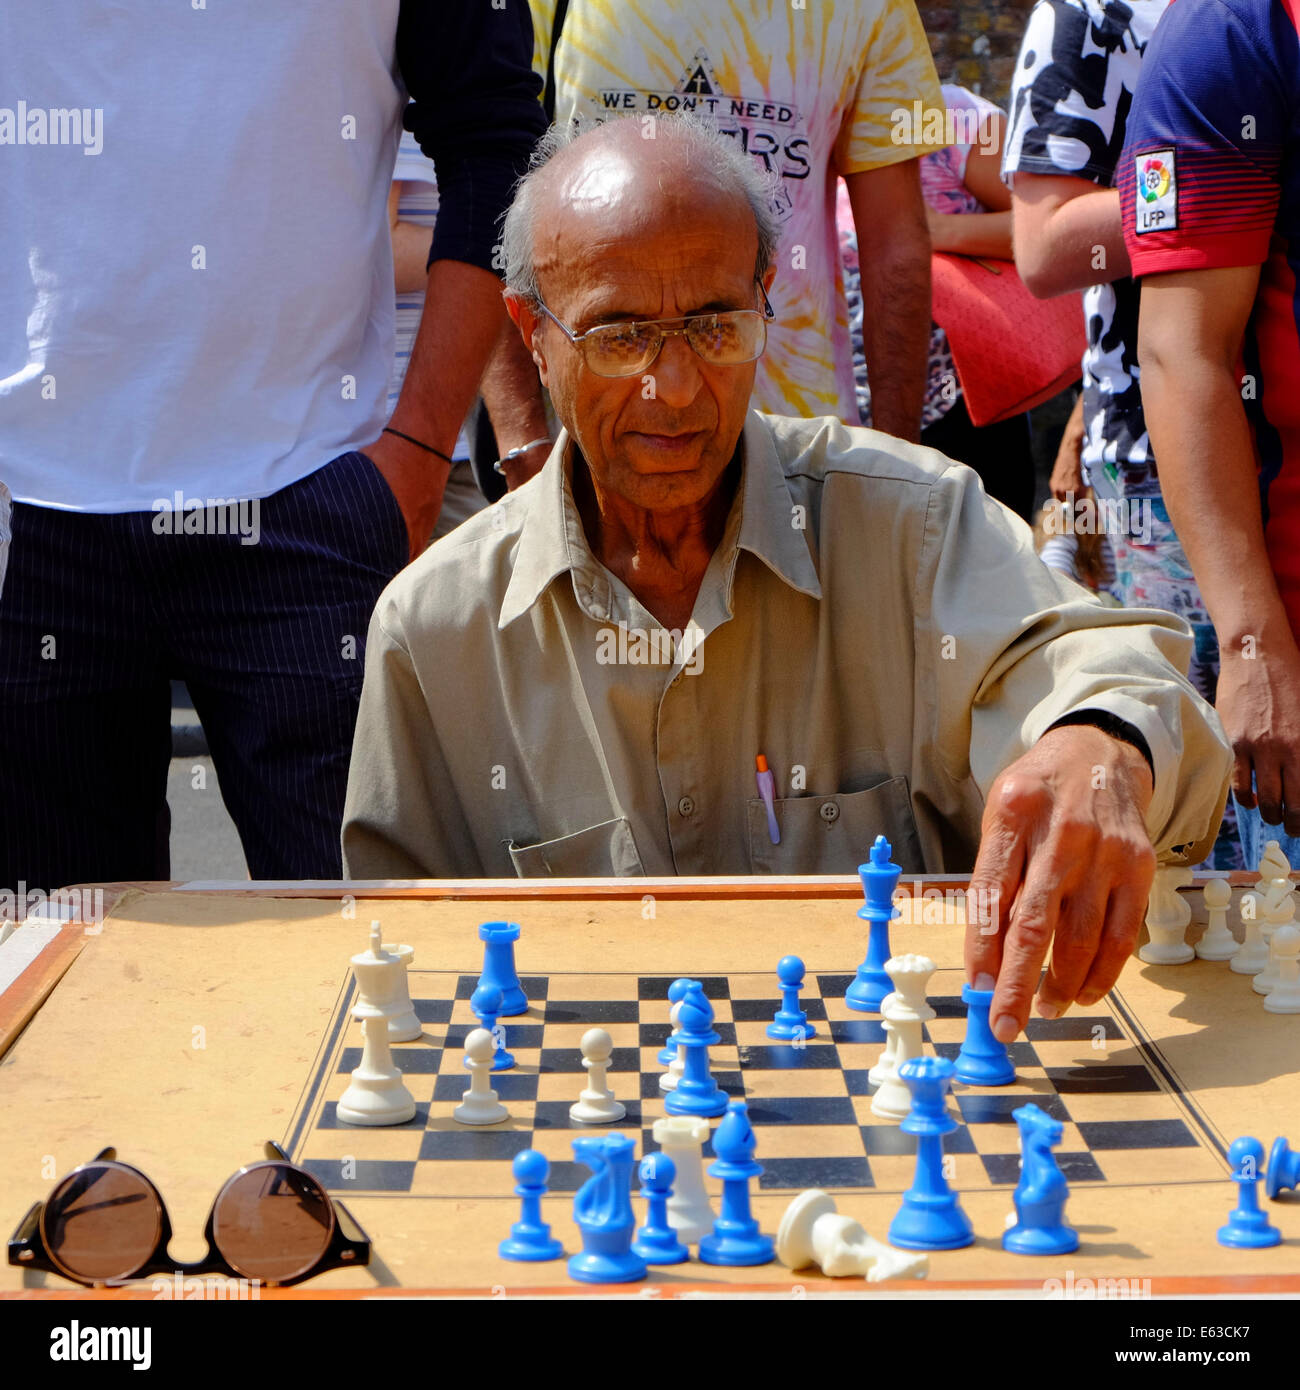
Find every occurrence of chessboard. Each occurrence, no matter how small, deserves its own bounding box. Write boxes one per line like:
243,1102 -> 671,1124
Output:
1,878 -> 1297,1296
288,966 -> 1225,1201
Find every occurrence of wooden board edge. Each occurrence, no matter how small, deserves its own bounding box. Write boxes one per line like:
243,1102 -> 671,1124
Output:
0,926 -> 91,1061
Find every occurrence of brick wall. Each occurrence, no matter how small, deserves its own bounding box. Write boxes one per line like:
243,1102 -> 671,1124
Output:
917,0 -> 1036,107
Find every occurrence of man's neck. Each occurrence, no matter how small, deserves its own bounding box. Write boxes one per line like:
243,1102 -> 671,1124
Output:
573,447 -> 741,632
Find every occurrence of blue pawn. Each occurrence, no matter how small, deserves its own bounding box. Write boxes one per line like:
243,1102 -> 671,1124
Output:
567,1134 -> 647,1284
955,982 -> 1016,1086
767,955 -> 816,1041
888,1056 -> 974,1251
1266,1137 -> 1299,1200
1218,1136 -> 1282,1248
699,1101 -> 775,1266
658,977 -> 692,1067
479,920 -> 527,1016
471,983 -> 515,1071
632,1153 -> 689,1265
846,836 -> 901,1013
663,982 -> 728,1119
1002,1103 -> 1078,1255
498,1150 -> 563,1262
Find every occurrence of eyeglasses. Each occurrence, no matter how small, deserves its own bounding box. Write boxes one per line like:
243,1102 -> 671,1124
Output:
533,280 -> 775,378
7,1142 -> 370,1288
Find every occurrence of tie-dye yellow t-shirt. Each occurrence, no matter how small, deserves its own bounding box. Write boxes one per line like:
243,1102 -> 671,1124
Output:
528,0 -> 941,424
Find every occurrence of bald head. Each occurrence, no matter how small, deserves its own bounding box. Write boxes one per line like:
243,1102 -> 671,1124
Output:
502,115 -> 780,309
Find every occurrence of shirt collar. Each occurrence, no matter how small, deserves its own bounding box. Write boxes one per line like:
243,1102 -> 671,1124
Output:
498,411 -> 821,630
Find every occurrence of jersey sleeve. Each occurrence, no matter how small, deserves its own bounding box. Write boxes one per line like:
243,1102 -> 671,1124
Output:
835,0 -> 942,175
1002,0 -> 1132,188
1120,0 -> 1286,275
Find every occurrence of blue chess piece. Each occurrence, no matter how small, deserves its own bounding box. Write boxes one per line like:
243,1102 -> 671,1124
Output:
1266,1137 -> 1299,1200
567,1134 -> 647,1284
479,921 -> 527,1016
846,836 -> 901,1013
699,1101 -> 775,1266
888,1056 -> 974,1251
1002,1103 -> 1078,1255
1218,1136 -> 1282,1248
955,982 -> 1016,1086
470,983 -> 515,1071
767,955 -> 816,1041
663,982 -> 728,1118
632,1153 -> 690,1265
499,1150 -> 563,1262
658,977 -> 692,1067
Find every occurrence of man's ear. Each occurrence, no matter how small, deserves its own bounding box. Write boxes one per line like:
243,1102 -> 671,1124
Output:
504,290 -> 549,384
760,263 -> 777,297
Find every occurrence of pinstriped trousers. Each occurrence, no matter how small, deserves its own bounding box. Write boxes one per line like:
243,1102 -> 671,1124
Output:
0,452 -> 407,891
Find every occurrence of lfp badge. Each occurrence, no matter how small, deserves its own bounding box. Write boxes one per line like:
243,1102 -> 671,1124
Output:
1135,149 -> 1177,232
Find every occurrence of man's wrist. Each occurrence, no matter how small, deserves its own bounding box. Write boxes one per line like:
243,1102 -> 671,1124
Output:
1044,709 -> 1155,786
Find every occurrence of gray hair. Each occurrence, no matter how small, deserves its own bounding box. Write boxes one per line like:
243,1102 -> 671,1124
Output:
501,114 -> 782,306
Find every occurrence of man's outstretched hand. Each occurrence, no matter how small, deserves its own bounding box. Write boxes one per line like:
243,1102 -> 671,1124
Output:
965,724 -> 1157,1043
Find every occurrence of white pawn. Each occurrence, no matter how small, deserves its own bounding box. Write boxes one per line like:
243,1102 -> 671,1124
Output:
777,1190 -> 929,1282
1195,879 -> 1238,961
1264,923 -> 1300,1014
454,1027 -> 508,1125
660,998 -> 686,1093
868,992 -> 899,1086
1138,865 -> 1195,964
1231,891 -> 1271,975
1254,884 -> 1296,995
871,954 -> 936,1121
652,1115 -> 714,1245
570,1027 -> 626,1123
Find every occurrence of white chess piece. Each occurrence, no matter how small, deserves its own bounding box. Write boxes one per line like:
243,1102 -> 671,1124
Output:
1231,891 -> 1271,975
867,991 -> 900,1086
870,955 -> 936,1121
1138,865 -> 1195,964
1195,879 -> 1238,961
777,1190 -> 928,1282
454,1027 -> 509,1125
337,924 -> 417,1126
660,998 -> 686,1093
1256,887 -> 1297,996
1258,840 -> 1292,893
570,1027 -> 626,1123
381,941 -> 422,1042
1263,923 -> 1300,1014
652,1115 -> 714,1245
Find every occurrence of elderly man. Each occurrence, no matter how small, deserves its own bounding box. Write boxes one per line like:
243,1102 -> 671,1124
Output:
343,117 -> 1230,1041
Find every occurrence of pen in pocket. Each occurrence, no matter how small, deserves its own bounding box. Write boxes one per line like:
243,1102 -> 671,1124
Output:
756,753 -> 780,845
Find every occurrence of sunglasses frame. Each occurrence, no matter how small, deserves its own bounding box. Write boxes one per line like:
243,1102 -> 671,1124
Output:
8,1141 -> 370,1288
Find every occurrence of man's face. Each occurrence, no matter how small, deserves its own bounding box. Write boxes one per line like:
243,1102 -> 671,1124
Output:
518,154 -> 769,513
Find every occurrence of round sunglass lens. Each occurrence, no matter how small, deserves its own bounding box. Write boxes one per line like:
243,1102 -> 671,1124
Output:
212,1165 -> 333,1283
44,1164 -> 162,1283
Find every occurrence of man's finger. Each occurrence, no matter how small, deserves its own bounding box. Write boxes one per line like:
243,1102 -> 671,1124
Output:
965,822 -> 1024,989
1076,869 -> 1151,1006
1231,747 -> 1256,808
1038,878 -> 1109,1017
1256,747 -> 1284,827
989,861 -> 1063,1043
1282,764 -> 1300,841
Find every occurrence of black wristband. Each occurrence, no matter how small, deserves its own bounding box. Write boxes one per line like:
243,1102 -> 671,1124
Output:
382,427 -> 454,467
1045,709 -> 1156,783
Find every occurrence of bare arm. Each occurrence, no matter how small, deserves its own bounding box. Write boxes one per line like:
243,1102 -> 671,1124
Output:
389,182 -> 436,295
1139,266 -> 1300,832
1010,172 -> 1131,298
479,320 -> 552,489
927,116 -> 1014,261
845,160 -> 930,442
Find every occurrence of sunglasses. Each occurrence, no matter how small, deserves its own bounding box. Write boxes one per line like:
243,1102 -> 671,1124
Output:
7,1142 -> 369,1288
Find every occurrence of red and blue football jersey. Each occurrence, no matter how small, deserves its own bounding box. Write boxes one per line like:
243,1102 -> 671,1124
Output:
1120,0 -> 1300,631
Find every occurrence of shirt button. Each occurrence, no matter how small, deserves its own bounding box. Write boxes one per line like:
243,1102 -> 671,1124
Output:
677,796 -> 696,818
819,800 -> 839,823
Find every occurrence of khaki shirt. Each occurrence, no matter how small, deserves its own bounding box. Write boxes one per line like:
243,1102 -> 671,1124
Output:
342,412 -> 1231,877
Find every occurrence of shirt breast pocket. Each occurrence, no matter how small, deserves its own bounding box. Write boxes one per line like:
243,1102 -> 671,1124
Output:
746,777 -> 924,875
506,816 -> 647,877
